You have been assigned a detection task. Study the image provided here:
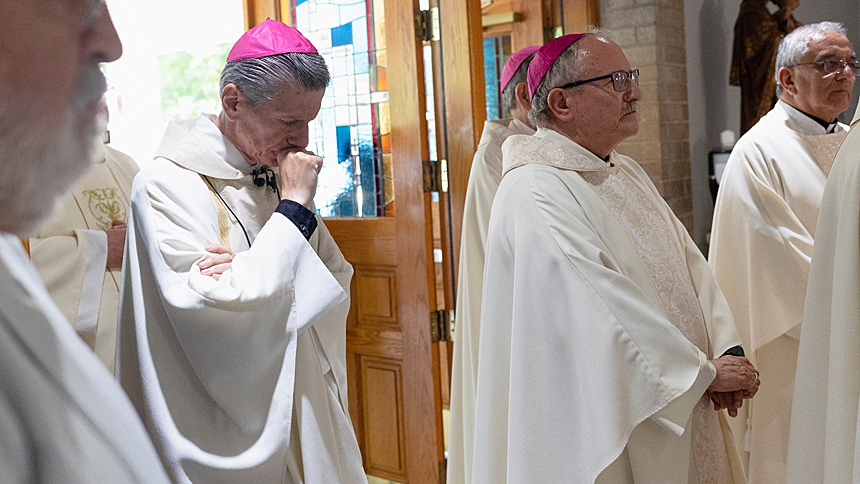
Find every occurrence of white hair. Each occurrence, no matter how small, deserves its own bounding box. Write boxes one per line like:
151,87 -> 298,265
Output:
775,21 -> 848,96
0,67 -> 107,234
528,27 -> 613,128
219,53 -> 330,108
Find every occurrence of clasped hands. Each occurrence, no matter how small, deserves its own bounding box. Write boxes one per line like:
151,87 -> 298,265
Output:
707,355 -> 760,418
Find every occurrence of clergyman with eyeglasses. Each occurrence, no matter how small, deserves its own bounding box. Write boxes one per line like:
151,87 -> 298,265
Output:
709,21 -> 856,484
470,29 -> 758,483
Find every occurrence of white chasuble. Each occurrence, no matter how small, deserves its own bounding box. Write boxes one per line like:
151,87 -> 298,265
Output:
472,129 -> 744,484
786,104 -> 860,484
0,233 -> 169,483
29,145 -> 138,371
709,100 -> 848,483
116,114 -> 365,483
447,117 -> 534,484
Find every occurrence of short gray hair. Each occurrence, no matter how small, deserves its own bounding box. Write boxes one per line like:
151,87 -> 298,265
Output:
528,27 -> 611,128
501,53 -> 536,115
219,53 -> 330,107
775,22 -> 848,96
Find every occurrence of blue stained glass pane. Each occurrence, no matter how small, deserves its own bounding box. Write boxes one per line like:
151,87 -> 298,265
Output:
483,37 -> 501,121
336,125 -> 351,163
296,0 -> 308,5
358,124 -> 376,216
354,52 -> 369,74
352,18 -> 369,53
339,200 -> 354,217
331,23 -> 353,47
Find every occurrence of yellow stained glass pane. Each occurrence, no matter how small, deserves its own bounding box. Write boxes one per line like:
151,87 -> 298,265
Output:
378,101 -> 391,136
383,152 -> 395,206
373,0 -> 387,68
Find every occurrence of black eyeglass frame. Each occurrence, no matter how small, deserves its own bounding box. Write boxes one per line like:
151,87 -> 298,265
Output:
558,69 -> 640,92
788,59 -> 860,76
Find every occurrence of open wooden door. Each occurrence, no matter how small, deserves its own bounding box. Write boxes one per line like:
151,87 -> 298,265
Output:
325,1 -> 445,482
246,1 -> 452,483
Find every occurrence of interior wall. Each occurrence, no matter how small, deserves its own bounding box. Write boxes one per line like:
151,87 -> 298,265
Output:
684,0 -> 860,250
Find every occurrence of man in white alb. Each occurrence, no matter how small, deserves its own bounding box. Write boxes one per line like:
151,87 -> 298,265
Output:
472,30 -> 759,484
785,103 -> 860,484
0,0 -> 170,482
29,100 -> 139,372
447,44 -> 538,484
116,19 -> 365,483
709,22 -> 856,483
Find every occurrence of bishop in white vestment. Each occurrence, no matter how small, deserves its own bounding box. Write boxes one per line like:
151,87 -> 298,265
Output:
447,44 -> 537,484
472,32 -> 758,484
709,23 -> 855,483
30,144 -> 139,371
116,21 -> 365,484
785,104 -> 860,484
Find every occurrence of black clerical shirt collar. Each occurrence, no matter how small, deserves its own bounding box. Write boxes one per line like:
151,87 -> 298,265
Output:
783,101 -> 838,133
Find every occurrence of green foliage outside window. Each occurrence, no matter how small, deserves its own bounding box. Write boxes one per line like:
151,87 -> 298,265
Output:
159,43 -> 232,120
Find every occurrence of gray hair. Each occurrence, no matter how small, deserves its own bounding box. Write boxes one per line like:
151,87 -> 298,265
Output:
528,27 -> 612,128
501,53 -> 536,115
219,53 -> 330,107
775,22 -> 848,96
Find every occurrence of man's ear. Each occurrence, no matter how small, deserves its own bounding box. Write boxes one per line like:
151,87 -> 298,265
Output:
777,67 -> 797,97
221,84 -> 243,121
547,88 -> 573,122
515,82 -> 532,113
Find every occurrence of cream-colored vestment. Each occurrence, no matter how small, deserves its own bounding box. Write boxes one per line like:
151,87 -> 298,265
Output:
29,145 -> 138,371
0,232 -> 169,483
117,115 -> 365,483
785,104 -> 860,484
447,117 -> 533,484
709,100 -> 847,483
472,129 -> 745,484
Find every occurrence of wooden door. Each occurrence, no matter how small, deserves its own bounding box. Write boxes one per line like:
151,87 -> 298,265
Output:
321,1 -> 447,483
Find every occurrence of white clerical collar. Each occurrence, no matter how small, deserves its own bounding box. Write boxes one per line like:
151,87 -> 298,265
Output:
778,100 -> 841,135
509,117 -> 537,136
193,114 -> 255,174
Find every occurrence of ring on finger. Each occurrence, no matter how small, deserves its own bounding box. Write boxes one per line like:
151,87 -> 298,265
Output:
752,372 -> 759,384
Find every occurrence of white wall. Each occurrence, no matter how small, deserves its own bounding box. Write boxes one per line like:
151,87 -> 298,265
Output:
684,0 -> 860,250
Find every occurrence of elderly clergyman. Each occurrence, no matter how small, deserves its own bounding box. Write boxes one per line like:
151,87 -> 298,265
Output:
709,21 -> 856,483
471,31 -> 760,483
0,0 -> 170,482
447,44 -> 538,484
116,20 -> 365,483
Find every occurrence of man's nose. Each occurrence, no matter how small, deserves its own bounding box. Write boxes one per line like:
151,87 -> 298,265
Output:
83,2 -> 123,64
624,79 -> 643,102
287,124 -> 310,149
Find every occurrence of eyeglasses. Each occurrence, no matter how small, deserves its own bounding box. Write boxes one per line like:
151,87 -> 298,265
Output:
558,69 -> 640,92
789,59 -> 860,76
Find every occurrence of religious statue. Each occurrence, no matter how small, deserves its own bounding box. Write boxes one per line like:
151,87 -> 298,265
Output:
730,0 -> 801,133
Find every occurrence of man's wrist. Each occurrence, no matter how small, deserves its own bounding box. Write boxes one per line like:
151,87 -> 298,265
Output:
275,199 -> 317,240
721,346 -> 745,358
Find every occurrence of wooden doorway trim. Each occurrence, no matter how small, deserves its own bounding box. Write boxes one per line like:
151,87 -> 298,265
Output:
561,0 -> 600,33
242,0 -> 292,29
384,0 -> 446,482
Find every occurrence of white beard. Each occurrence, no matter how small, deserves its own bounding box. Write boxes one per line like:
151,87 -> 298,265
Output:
0,65 -> 107,235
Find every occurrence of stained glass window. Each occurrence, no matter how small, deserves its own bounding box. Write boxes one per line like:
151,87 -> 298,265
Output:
482,34 -> 512,121
289,0 -> 392,217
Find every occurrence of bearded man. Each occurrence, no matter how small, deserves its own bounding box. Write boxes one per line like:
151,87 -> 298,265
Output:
0,0 -> 169,482
472,30 -> 758,484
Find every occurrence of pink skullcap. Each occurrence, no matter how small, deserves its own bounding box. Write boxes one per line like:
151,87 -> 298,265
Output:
227,18 -> 317,62
527,33 -> 586,98
500,45 -> 540,92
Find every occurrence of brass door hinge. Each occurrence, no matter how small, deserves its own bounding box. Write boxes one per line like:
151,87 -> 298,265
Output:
423,159 -> 448,193
415,7 -> 440,42
430,309 -> 455,343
